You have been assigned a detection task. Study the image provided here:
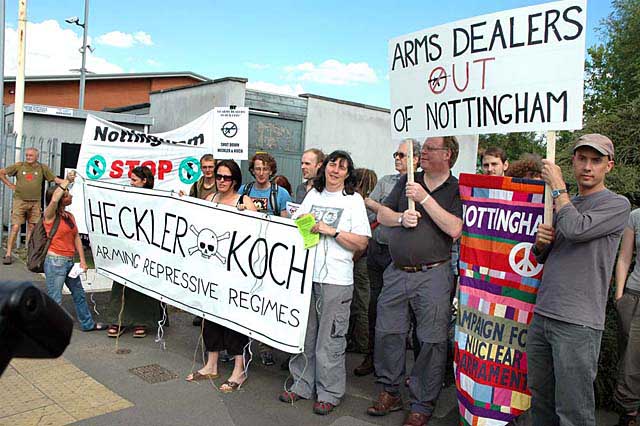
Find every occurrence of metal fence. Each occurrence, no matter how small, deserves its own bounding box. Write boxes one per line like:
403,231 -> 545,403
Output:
0,133 -> 61,248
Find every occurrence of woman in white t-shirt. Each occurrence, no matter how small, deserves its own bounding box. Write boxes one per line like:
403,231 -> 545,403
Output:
279,150 -> 371,415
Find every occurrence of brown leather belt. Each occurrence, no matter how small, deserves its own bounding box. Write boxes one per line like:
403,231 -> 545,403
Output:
397,259 -> 449,273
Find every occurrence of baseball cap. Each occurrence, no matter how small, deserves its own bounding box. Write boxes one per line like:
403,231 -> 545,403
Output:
573,133 -> 614,159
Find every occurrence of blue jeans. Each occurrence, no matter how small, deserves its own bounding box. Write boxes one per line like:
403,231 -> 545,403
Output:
527,313 -> 602,426
44,254 -> 95,331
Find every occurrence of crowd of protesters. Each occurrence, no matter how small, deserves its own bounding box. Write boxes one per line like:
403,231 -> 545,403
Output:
2,133 -> 638,426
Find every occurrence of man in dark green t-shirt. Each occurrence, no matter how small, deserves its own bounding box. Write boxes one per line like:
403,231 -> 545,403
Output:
0,147 -> 63,264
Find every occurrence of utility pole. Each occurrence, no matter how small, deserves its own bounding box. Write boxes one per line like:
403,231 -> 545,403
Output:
13,0 -> 27,163
0,0 -> 5,143
78,0 -> 89,109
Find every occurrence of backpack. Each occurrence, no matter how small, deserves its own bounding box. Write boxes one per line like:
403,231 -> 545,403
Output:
241,182 -> 280,214
27,215 -> 61,273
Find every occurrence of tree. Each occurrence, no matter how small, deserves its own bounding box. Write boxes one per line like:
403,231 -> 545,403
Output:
585,0 -> 640,117
578,0 -> 640,410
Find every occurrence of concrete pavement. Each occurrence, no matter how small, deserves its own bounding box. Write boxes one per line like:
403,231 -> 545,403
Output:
0,251 -> 619,426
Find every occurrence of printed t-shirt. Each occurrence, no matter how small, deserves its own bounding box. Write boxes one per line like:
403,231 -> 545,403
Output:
239,183 -> 292,215
5,162 -> 56,200
295,188 -> 371,285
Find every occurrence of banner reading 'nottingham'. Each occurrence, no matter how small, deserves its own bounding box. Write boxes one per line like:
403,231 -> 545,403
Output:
84,180 -> 315,353
455,174 -> 544,425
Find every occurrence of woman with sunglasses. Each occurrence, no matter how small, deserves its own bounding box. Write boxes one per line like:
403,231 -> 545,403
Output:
43,180 -> 107,331
187,159 -> 257,393
106,166 -> 165,339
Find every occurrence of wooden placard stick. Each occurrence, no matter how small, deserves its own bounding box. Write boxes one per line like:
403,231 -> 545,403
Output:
544,131 -> 557,224
407,139 -> 415,211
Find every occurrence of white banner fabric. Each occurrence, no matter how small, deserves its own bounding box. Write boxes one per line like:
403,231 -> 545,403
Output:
83,180 -> 315,353
77,112 -> 215,190
389,0 -> 586,138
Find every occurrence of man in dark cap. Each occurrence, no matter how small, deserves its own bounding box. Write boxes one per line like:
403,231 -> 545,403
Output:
530,133 -> 631,426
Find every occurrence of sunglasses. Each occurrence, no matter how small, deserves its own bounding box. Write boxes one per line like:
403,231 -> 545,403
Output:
215,174 -> 234,182
393,152 -> 406,159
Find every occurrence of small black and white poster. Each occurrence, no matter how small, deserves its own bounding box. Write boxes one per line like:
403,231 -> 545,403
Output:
213,107 -> 248,160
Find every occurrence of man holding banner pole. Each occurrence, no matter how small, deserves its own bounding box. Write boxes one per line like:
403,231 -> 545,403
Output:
367,136 -> 462,426
530,134 -> 630,426
354,138 -> 420,377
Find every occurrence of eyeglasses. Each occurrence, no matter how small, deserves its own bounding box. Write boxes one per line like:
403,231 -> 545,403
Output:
392,152 -> 406,159
215,174 -> 233,182
253,167 -> 271,173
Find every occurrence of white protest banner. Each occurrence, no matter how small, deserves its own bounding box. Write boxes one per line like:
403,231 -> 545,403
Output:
70,111 -> 215,233
213,107 -> 249,160
83,180 -> 315,353
389,0 -> 586,138
77,111 -> 215,189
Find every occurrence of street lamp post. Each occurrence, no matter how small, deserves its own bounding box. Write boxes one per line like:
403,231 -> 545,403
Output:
66,0 -> 90,110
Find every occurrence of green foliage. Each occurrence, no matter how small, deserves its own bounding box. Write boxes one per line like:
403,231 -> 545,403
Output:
580,0 -> 640,410
595,291 -> 621,410
585,0 -> 640,116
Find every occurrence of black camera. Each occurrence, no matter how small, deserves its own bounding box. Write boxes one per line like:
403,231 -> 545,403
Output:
0,281 -> 73,375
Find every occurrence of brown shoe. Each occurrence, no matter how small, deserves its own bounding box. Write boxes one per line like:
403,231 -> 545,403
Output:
354,354 -> 374,376
403,412 -> 431,426
366,391 -> 402,416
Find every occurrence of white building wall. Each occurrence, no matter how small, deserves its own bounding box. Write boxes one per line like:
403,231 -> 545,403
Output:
303,96 -> 396,177
303,95 -> 478,179
149,78 -> 246,132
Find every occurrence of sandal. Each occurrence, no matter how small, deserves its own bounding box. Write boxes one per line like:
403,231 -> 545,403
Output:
185,371 -> 219,382
132,326 -> 146,338
278,391 -> 305,403
313,401 -> 336,415
83,322 -> 108,332
220,379 -> 244,393
107,324 -> 126,337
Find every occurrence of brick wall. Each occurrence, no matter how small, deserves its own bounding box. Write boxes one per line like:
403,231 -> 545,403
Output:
2,76 -> 200,111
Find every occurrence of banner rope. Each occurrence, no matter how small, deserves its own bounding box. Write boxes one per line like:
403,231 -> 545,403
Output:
155,302 -> 168,350
283,352 -> 309,404
114,284 -> 126,353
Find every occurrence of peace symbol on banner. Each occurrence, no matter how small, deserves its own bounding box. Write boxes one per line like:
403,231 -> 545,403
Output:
508,242 -> 543,278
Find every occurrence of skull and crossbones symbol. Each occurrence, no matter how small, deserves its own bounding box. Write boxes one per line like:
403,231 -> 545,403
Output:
188,225 -> 230,264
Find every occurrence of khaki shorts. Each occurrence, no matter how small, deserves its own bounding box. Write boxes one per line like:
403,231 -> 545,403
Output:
11,199 -> 42,225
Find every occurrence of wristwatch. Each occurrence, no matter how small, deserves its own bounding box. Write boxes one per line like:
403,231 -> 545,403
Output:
551,188 -> 567,199
333,231 -> 340,239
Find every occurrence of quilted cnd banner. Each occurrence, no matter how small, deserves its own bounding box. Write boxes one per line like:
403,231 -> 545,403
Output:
455,173 -> 545,425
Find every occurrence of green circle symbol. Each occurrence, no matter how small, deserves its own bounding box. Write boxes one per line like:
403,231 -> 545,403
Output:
179,157 -> 201,184
86,155 -> 107,180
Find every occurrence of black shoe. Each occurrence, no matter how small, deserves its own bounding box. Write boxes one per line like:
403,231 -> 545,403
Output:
2,256 -> 12,265
219,350 -> 231,362
280,356 -> 291,370
260,350 -> 275,366
192,316 -> 202,326
354,354 -> 374,376
618,414 -> 638,426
